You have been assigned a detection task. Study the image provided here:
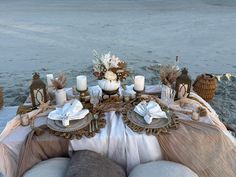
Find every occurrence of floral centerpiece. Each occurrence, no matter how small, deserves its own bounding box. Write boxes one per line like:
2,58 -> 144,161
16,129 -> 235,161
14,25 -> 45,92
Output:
93,51 -> 129,93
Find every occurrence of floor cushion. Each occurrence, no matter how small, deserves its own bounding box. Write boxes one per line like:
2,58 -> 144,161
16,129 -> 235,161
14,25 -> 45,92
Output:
65,150 -> 126,177
23,157 -> 70,177
129,161 -> 198,177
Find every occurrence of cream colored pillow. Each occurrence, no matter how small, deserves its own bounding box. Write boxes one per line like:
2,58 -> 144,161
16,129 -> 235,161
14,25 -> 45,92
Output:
23,158 -> 70,177
129,161 -> 198,177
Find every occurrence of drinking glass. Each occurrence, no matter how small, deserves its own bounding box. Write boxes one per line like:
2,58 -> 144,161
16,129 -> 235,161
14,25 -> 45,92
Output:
90,89 -> 101,107
161,85 -> 176,107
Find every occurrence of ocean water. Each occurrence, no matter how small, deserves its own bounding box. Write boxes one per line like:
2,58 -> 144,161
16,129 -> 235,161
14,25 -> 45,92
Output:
0,0 -> 236,127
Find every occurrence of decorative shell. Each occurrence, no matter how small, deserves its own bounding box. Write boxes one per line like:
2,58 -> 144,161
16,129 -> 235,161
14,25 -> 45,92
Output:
98,79 -> 120,91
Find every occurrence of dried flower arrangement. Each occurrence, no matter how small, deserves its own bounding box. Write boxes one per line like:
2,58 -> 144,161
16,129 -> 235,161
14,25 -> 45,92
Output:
93,51 -> 129,82
160,64 -> 181,87
51,73 -> 67,90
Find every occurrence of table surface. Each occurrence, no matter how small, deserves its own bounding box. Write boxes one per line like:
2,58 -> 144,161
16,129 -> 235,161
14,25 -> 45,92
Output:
0,87 -> 235,177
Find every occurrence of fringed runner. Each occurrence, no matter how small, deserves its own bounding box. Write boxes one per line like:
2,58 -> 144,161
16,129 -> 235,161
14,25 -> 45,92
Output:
94,96 -> 181,136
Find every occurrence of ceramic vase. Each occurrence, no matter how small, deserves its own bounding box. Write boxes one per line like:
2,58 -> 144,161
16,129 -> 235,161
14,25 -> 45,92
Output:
98,79 -> 120,91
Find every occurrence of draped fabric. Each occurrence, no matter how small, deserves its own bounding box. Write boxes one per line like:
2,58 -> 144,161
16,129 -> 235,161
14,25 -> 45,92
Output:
1,88 -> 236,177
158,120 -> 236,177
13,117 -> 236,177
16,126 -> 69,177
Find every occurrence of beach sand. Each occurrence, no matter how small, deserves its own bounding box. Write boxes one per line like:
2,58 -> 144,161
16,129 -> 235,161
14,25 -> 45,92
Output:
0,0 -> 235,127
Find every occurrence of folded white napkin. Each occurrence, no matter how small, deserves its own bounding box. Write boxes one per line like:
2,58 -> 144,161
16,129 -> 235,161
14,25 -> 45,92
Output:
134,101 -> 167,124
48,99 -> 89,126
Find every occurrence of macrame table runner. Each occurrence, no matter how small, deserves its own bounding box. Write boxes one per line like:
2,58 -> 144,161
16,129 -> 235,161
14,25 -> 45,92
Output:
93,96 -> 180,136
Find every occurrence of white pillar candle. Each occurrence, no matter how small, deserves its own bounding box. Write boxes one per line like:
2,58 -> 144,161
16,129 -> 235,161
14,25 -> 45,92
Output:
46,74 -> 54,86
76,75 -> 87,91
134,75 -> 145,91
55,89 -> 67,106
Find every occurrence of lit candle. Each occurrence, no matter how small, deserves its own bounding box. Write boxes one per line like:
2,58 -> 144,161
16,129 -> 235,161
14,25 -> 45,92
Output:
46,74 -> 54,86
134,75 -> 145,91
76,75 -> 87,91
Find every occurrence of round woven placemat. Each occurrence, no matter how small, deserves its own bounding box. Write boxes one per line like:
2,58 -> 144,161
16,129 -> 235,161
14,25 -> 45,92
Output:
122,106 -> 179,136
46,111 -> 106,140
47,113 -> 93,133
127,109 -> 171,129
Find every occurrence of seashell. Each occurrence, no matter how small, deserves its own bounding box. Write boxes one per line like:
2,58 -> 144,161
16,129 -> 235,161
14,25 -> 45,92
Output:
197,107 -> 207,117
192,111 -> 200,121
98,79 -> 120,91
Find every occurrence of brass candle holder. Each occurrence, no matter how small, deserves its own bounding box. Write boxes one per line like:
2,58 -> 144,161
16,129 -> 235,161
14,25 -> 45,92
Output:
76,88 -> 88,103
133,88 -> 145,100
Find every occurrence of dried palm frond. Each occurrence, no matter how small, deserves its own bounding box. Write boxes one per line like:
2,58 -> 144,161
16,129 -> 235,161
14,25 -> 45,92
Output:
160,64 -> 181,87
52,73 -> 67,90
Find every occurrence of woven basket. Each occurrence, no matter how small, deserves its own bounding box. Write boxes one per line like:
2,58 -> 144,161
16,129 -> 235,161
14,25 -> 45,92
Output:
193,74 -> 217,102
0,87 -> 3,109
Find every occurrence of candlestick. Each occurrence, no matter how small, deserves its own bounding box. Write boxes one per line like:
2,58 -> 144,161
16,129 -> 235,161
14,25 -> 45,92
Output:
76,75 -> 87,91
133,88 -> 144,99
134,75 -> 145,91
46,74 -> 54,86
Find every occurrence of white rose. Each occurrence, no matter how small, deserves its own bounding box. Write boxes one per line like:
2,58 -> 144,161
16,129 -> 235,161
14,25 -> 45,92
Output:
104,71 -> 117,81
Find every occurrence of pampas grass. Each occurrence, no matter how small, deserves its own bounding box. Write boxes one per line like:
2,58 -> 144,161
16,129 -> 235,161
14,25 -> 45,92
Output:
160,64 -> 181,87
52,73 -> 67,90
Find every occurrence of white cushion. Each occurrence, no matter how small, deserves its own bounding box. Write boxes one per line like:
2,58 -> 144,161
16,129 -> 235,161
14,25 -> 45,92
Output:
23,157 -> 70,177
129,161 -> 198,177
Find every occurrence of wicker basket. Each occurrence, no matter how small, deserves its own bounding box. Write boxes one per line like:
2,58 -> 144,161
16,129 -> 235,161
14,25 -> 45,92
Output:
0,87 -> 3,109
193,74 -> 217,102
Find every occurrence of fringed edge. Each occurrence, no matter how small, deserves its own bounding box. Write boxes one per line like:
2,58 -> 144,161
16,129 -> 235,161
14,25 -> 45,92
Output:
48,118 -> 106,140
122,112 -> 180,137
